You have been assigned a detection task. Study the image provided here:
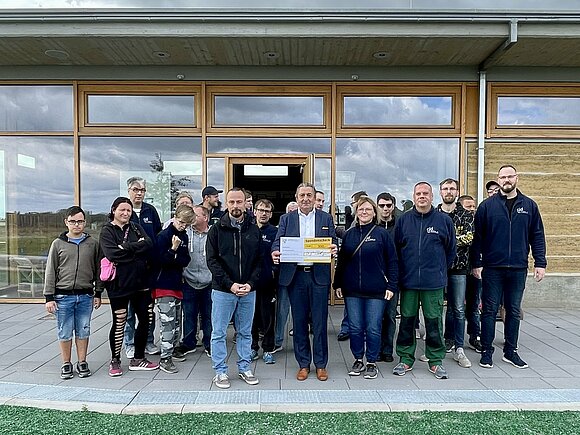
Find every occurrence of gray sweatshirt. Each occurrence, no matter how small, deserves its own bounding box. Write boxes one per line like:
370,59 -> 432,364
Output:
183,227 -> 212,289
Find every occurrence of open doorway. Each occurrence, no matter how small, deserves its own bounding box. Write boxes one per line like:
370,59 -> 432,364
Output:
232,163 -> 302,225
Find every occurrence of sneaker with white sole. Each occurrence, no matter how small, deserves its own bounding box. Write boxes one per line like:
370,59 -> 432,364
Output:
348,359 -> 366,376
250,349 -> 259,361
468,336 -> 483,353
129,357 -> 159,371
145,343 -> 160,355
263,352 -> 276,364
272,345 -> 283,354
108,358 -> 123,377
429,364 -> 449,379
213,373 -> 231,389
419,354 -> 429,362
479,352 -> 494,368
125,345 -> 135,359
60,362 -> 73,380
159,357 -> 178,374
454,348 -> 472,368
445,339 -> 455,353
75,361 -> 91,378
364,363 -> 378,379
393,362 -> 413,376
502,352 -> 528,369
239,370 -> 260,385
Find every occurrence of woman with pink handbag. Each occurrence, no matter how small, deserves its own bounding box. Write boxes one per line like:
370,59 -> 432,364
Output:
99,196 -> 157,377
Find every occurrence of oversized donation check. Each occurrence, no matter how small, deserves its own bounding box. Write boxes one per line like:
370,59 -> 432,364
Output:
279,237 -> 333,263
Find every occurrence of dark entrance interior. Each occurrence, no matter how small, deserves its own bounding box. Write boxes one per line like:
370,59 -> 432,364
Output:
233,164 -> 303,225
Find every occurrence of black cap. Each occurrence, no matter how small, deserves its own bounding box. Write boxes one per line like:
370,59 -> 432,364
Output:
202,186 -> 223,197
485,180 -> 500,190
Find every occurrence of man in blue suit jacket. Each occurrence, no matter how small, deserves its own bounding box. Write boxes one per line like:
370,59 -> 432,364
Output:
272,183 -> 338,382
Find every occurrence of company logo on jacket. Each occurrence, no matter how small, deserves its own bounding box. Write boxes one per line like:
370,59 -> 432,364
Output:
143,217 -> 152,223
426,226 -> 439,234
516,207 -> 529,214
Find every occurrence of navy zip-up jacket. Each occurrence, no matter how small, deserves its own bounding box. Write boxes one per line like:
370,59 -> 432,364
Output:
333,222 -> 398,299
255,222 -> 278,291
471,190 -> 547,269
394,206 -> 457,291
154,223 -> 191,291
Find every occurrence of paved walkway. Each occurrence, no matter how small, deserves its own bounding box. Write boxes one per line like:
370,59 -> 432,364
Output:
1,303 -> 580,413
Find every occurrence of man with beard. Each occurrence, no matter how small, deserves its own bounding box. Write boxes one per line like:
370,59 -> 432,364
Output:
206,188 -> 262,389
437,178 -> 474,369
201,186 -> 224,227
272,182 -> 338,381
472,165 -> 547,369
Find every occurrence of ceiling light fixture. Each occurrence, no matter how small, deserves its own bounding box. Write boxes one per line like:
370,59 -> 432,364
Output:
264,51 -> 279,59
372,51 -> 390,60
44,49 -> 70,61
153,51 -> 171,59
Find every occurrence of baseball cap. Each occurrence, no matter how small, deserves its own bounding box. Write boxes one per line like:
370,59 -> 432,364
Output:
202,186 -> 223,197
485,180 -> 500,190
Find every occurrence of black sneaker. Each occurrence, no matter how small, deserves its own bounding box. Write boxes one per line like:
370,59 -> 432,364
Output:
379,353 -> 394,363
60,362 -> 73,380
469,336 -> 483,353
172,349 -> 186,362
205,348 -> 211,358
364,363 -> 378,379
479,352 -> 494,368
348,359 -> 365,376
445,339 -> 455,353
75,361 -> 91,378
502,352 -> 528,369
175,344 -> 196,356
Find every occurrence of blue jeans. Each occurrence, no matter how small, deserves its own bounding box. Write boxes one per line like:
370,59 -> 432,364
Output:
210,289 -> 256,375
287,270 -> 329,369
339,307 -> 349,335
380,292 -> 398,356
182,283 -> 212,350
345,296 -> 385,363
480,267 -> 527,356
444,274 -> 467,348
466,274 -> 482,339
274,285 -> 291,347
123,299 -> 155,347
54,294 -> 94,341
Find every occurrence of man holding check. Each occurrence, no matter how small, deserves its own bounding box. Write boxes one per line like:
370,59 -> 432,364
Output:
272,182 -> 338,381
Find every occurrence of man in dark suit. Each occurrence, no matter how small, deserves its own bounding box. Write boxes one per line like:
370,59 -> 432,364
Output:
271,182 -> 338,382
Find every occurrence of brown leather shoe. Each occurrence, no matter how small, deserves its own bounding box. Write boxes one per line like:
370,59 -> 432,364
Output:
316,368 -> 328,381
296,368 -> 310,381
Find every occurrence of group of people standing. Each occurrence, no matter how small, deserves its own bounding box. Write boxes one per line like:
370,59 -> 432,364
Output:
44,164 -> 546,386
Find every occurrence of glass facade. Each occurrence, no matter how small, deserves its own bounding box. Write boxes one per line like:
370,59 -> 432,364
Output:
207,137 -> 331,154
498,96 -> 580,126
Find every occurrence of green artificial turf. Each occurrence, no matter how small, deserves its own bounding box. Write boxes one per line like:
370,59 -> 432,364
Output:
2,406 -> 580,435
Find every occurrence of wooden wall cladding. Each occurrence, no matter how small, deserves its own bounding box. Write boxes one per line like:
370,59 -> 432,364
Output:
466,141 -> 580,274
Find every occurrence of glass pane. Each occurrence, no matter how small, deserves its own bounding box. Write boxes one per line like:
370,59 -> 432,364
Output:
0,137 -> 74,299
87,95 -> 195,125
498,96 -> 580,126
214,96 -> 324,126
80,137 -> 202,230
207,137 -> 331,154
315,158 -> 332,215
335,138 -> 459,213
343,96 -> 453,126
207,158 -> 226,195
0,86 -> 73,131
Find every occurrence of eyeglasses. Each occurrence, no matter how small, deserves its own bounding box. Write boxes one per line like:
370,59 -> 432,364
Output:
130,187 -> 146,193
498,174 -> 517,181
66,220 -> 86,226
255,208 -> 272,214
378,203 -> 393,208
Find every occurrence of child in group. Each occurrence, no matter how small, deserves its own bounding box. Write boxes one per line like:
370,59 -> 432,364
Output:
153,204 -> 195,373
44,206 -> 102,379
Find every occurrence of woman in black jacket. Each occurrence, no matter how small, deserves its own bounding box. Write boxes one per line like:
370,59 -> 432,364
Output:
99,197 -> 157,377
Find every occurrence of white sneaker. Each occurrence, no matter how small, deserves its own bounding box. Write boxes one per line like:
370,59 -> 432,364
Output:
239,370 -> 260,385
213,373 -> 231,389
454,347 -> 472,368
418,354 -> 429,362
125,345 -> 135,359
145,343 -> 160,355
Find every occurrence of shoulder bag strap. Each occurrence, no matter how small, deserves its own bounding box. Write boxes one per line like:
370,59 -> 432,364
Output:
349,225 -> 377,260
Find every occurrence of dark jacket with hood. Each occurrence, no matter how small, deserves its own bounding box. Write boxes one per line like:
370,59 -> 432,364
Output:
394,206 -> 457,291
154,223 -> 191,291
99,221 -> 153,298
206,212 -> 262,293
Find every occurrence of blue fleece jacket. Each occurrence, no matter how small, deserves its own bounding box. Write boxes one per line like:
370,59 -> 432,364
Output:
471,190 -> 547,269
154,224 -> 191,291
394,206 -> 457,291
333,223 -> 398,298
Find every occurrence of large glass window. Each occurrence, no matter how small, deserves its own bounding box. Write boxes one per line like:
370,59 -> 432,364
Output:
207,158 -> 226,192
343,96 -> 453,126
498,96 -> 580,126
207,137 -> 331,154
87,95 -> 195,125
80,137 -> 202,229
214,96 -> 324,126
0,136 -> 74,299
335,138 -> 459,213
0,86 -> 73,131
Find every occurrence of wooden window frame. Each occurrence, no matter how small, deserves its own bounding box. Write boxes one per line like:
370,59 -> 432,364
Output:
489,83 -> 580,138
206,84 -> 332,136
78,82 -> 202,136
337,84 -> 462,137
